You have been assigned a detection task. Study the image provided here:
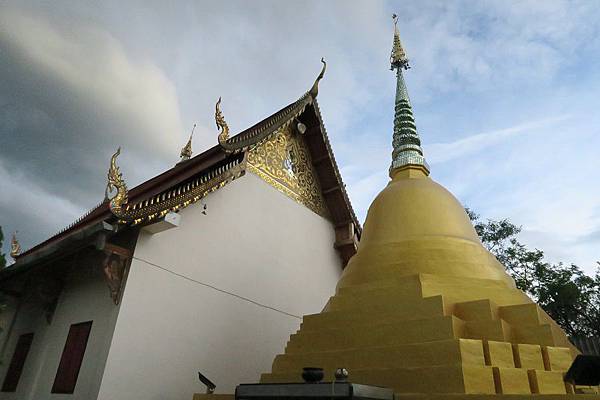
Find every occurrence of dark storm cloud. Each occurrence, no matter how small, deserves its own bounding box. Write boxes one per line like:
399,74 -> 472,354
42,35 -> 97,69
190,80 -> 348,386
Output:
0,6 -> 184,250
0,1 -> 391,254
1,0 -> 599,274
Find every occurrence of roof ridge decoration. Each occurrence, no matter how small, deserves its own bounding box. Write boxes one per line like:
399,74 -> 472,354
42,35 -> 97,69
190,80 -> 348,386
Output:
104,146 -> 245,224
389,14 -> 430,177
106,147 -> 129,217
217,59 -> 326,154
309,57 -> 326,98
10,231 -> 21,260
216,97 -> 230,146
180,124 -> 196,162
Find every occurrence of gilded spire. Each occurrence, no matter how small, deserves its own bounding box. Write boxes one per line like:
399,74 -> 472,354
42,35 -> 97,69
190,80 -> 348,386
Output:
10,231 -> 21,260
389,14 -> 429,177
180,124 -> 196,162
391,14 -> 409,70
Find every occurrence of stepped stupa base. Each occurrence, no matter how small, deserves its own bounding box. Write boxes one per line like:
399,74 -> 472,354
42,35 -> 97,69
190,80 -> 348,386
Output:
259,272 -> 597,396
395,395 -> 599,400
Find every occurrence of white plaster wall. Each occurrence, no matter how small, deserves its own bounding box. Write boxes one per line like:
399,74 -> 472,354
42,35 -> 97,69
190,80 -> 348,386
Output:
0,264 -> 120,400
0,296 -> 19,358
97,173 -> 342,400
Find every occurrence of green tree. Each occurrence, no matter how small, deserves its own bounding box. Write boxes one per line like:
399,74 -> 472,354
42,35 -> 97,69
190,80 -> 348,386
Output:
0,226 -> 6,268
466,209 -> 600,337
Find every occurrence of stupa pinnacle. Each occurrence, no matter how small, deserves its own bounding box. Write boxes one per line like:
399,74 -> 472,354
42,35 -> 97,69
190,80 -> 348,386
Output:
260,16 -> 592,397
389,14 -> 429,177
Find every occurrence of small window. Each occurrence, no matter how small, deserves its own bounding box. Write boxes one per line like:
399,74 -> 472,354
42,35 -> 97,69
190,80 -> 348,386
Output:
1,332 -> 34,392
51,321 -> 93,394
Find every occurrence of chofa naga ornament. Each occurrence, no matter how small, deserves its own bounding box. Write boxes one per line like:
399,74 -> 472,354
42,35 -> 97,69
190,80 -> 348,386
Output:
216,97 -> 230,146
10,231 -> 21,260
104,146 -> 244,224
105,147 -> 129,217
216,59 -> 326,154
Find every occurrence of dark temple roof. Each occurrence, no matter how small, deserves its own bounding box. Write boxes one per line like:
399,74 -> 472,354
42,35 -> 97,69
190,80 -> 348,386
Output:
7,86 -> 361,274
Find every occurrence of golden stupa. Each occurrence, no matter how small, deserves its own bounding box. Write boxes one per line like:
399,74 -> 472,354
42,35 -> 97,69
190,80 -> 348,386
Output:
260,18 -> 598,398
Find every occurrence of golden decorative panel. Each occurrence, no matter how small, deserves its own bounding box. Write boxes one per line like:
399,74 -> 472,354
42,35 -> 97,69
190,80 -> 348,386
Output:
247,126 -> 329,218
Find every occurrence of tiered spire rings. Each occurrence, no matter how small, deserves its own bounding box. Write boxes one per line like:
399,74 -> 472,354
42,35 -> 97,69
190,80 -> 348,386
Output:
389,14 -> 430,177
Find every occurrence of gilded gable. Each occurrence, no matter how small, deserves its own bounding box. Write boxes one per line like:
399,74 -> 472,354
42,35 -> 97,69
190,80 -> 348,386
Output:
247,125 -> 329,218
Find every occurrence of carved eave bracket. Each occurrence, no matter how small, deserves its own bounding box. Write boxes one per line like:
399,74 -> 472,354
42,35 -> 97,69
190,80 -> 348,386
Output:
334,222 -> 359,266
101,243 -> 131,305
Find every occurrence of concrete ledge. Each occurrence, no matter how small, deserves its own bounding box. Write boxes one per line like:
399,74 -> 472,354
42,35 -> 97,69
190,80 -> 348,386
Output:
193,394 -> 234,400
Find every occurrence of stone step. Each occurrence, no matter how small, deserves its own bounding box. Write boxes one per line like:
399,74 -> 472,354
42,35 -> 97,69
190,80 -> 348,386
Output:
271,338 -> 486,373
325,290 -> 440,313
337,273 -> 531,311
304,295 -> 447,330
286,316 -> 465,353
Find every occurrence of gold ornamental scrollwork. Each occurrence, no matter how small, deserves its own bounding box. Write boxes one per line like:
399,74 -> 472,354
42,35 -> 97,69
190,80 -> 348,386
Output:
247,125 -> 328,218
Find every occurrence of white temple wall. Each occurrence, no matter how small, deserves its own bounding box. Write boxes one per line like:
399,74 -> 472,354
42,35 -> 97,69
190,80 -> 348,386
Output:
0,296 -> 19,358
97,172 -> 342,400
0,264 -> 120,400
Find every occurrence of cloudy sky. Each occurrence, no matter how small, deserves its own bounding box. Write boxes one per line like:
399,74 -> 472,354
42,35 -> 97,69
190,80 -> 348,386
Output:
1,1 -> 599,274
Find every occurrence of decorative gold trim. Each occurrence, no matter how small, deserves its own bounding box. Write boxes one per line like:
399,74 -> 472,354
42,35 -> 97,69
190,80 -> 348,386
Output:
247,125 -> 328,218
125,160 -> 245,225
104,144 -> 244,224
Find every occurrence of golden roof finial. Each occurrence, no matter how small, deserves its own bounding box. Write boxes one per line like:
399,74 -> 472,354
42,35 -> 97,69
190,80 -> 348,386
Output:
308,58 -> 326,98
216,97 -> 230,145
391,14 -> 409,70
180,124 -> 196,161
10,231 -> 21,260
105,147 -> 129,216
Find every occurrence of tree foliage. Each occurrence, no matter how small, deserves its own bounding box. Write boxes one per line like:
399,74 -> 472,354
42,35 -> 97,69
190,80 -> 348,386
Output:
0,226 -> 6,269
466,208 -> 600,337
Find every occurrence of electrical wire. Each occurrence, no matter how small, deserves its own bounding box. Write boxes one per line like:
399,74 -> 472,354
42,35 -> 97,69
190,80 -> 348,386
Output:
132,256 -> 302,320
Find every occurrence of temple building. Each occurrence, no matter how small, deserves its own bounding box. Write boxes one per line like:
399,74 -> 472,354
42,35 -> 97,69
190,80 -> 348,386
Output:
0,61 -> 361,400
2,16 -> 598,400
257,17 -> 599,398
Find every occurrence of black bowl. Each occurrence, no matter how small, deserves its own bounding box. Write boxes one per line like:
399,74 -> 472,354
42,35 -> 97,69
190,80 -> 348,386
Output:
302,367 -> 324,383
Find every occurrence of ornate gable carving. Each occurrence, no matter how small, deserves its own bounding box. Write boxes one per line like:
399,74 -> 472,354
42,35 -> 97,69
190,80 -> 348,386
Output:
247,125 -> 328,218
